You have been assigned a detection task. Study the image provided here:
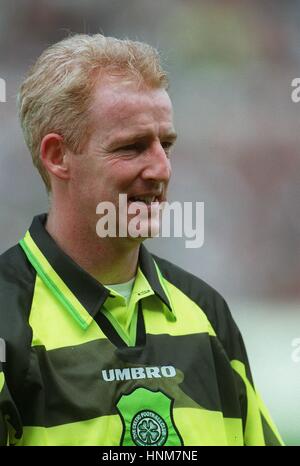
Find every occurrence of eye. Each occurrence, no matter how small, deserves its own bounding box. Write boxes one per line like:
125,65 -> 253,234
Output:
162,142 -> 173,149
118,143 -> 144,153
161,141 -> 174,155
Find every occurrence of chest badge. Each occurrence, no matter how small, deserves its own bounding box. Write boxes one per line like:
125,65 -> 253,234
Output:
116,387 -> 183,446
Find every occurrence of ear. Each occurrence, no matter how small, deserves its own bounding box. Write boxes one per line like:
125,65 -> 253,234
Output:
40,133 -> 70,183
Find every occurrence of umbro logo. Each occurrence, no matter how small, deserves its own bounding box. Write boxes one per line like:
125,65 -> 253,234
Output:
101,365 -> 176,382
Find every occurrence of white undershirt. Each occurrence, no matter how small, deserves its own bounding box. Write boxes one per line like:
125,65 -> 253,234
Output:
105,276 -> 136,303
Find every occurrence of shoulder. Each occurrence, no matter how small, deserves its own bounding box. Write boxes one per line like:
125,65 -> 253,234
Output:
0,242 -> 34,281
0,243 -> 35,341
0,243 -> 36,304
153,254 -> 223,305
0,244 -> 35,396
153,254 -> 227,317
152,253 -> 241,349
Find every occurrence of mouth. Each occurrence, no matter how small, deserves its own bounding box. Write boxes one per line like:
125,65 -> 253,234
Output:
128,194 -> 162,206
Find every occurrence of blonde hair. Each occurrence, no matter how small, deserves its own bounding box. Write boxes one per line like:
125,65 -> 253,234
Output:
18,34 -> 169,191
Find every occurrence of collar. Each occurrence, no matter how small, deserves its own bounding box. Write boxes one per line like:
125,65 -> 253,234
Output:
19,213 -> 173,330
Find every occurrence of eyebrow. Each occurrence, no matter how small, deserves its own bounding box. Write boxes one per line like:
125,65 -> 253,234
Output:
108,130 -> 177,149
163,131 -> 177,142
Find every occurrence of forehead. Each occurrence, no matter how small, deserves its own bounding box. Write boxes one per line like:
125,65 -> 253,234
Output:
88,76 -> 174,136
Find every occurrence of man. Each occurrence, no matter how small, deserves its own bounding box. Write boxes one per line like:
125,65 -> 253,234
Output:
0,34 -> 283,446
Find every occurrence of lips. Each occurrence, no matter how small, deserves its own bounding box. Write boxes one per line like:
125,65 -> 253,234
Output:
128,192 -> 163,205
129,195 -> 158,205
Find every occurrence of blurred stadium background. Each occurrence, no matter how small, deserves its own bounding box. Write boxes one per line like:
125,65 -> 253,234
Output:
0,0 -> 299,445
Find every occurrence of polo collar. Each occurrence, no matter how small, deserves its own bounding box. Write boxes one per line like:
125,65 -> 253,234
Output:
19,213 -> 173,330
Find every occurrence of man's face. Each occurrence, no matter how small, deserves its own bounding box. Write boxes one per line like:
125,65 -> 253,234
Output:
68,76 -> 176,241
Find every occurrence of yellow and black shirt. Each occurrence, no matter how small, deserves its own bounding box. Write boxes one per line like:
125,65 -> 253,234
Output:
0,214 -> 283,446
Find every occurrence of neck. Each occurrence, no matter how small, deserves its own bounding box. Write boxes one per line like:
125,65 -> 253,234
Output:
45,206 -> 140,285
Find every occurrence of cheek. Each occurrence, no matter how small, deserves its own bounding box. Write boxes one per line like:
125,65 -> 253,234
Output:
70,155 -> 100,185
69,163 -> 99,204
70,156 -> 141,202
111,158 -> 143,181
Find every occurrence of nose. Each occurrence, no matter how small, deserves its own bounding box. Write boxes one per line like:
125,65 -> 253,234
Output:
141,141 -> 171,183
